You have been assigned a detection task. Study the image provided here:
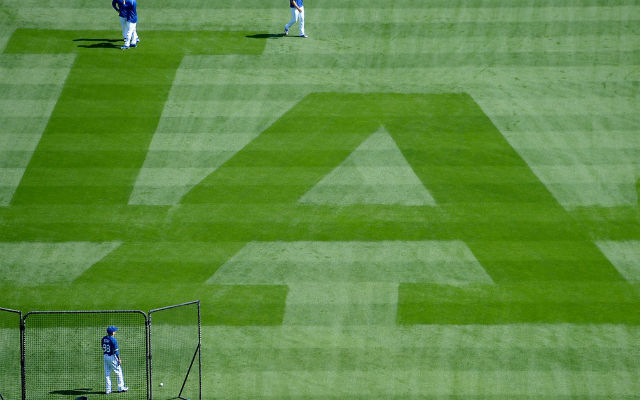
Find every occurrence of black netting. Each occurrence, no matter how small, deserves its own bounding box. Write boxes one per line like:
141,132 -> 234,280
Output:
0,308 -> 22,400
149,301 -> 201,400
23,311 -> 147,400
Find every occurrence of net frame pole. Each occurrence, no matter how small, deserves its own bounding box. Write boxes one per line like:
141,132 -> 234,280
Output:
22,309 -> 149,400
148,300 -> 201,400
0,307 -> 24,400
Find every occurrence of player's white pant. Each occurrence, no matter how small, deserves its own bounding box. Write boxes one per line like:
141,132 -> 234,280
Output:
124,21 -> 138,47
119,16 -> 127,41
104,354 -> 125,393
285,6 -> 305,36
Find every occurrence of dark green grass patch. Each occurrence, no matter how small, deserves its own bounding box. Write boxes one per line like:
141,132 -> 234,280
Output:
4,29 -> 265,55
398,283 -> 640,324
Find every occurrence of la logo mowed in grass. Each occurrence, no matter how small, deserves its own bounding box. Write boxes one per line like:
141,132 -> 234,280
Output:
1,29 -> 639,326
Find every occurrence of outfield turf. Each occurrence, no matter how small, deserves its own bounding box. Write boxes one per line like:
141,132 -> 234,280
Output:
1,0 -> 639,399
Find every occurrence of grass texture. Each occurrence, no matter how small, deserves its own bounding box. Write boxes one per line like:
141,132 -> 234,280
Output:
0,0 -> 639,398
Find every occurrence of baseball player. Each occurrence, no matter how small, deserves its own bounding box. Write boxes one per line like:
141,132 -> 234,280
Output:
101,326 -> 128,394
111,0 -> 127,42
284,0 -> 307,38
121,0 -> 139,50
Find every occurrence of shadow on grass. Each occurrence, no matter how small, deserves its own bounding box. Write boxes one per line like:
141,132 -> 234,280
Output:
73,38 -> 122,49
246,33 -> 285,39
49,388 -> 103,395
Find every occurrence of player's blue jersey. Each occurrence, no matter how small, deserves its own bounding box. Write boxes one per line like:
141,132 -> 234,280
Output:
124,0 -> 138,23
290,0 -> 303,8
112,0 -> 127,18
101,335 -> 119,357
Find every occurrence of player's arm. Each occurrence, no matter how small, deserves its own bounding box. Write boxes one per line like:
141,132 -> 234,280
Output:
291,0 -> 302,13
113,337 -> 122,364
112,0 -> 120,12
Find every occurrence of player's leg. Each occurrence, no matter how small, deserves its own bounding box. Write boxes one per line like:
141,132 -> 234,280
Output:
129,23 -> 138,47
114,363 -> 126,391
104,356 -> 113,394
119,16 -> 127,41
299,7 -> 305,36
122,21 -> 132,49
285,8 -> 298,34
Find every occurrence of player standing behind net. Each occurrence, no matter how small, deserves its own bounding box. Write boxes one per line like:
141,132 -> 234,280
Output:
121,0 -> 139,50
102,326 -> 128,394
284,0 -> 307,38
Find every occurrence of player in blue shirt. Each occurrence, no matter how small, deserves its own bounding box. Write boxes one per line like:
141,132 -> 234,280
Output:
111,0 -> 128,42
102,326 -> 128,394
284,0 -> 307,38
121,0 -> 140,50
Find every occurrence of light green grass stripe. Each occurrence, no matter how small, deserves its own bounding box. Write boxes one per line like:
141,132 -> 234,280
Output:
284,283 -> 398,326
176,66 -> 640,85
0,25 -> 15,53
478,95 -> 638,116
0,67 -> 72,84
0,170 -> 23,204
207,370 -> 638,397
9,0 -> 640,8
504,148 -> 640,165
206,325 -> 639,349
180,52 -> 640,70
143,132 -> 257,150
209,345 -> 638,372
0,54 -> 73,68
136,153 -> 236,168
266,35 -> 640,55
596,241 -> 640,282
162,100 -> 294,117
0,134 -> 41,151
208,241 -> 491,284
0,100 -> 57,117
300,128 -> 436,206
9,7 -> 640,29
503,130 -> 640,149
0,241 -> 121,285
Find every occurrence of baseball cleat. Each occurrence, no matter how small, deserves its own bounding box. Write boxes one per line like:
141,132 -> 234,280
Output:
120,45 -> 129,50
300,34 -> 308,38
284,27 -> 289,35
130,43 -> 137,48
119,387 -> 129,392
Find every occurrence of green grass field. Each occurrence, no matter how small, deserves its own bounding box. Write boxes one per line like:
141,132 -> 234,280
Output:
1,0 -> 639,398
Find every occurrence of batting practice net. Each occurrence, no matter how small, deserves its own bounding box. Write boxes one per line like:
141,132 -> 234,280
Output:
23,310 -> 147,400
1,301 -> 200,400
0,307 -> 23,400
149,301 -> 202,400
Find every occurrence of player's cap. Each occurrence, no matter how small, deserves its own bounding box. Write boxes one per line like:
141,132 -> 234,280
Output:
107,326 -> 118,334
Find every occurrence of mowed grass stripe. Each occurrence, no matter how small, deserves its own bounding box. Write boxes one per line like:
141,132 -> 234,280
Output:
206,325 -> 640,349
177,51 -> 639,68
9,0 -> 640,8
175,66 -> 640,85
207,370 -> 639,397
209,241 -> 490,284
7,8 -> 640,31
209,346 -> 638,372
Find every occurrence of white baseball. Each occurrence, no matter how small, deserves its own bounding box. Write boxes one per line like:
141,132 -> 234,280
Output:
160,382 -> 164,387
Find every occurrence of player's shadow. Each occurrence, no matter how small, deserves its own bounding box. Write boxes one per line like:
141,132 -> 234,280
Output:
73,38 -> 122,49
246,33 -> 285,39
49,388 -> 103,395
